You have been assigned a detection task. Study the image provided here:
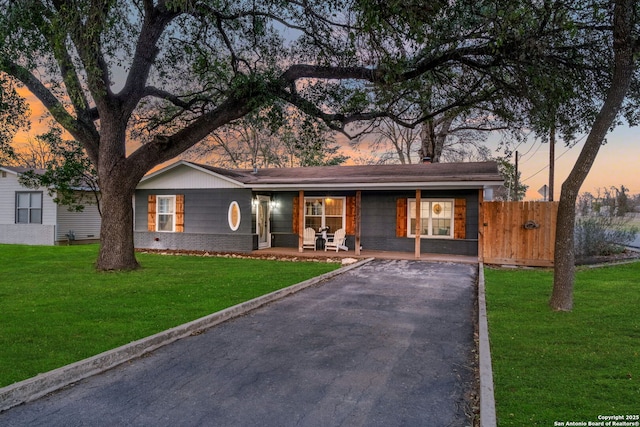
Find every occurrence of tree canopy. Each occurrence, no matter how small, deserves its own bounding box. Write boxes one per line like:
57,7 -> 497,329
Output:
184,110 -> 348,168
17,126 -> 101,214
0,76 -> 29,163
1,0 -> 636,271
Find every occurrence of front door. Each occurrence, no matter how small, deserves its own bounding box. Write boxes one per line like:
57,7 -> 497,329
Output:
256,196 -> 271,249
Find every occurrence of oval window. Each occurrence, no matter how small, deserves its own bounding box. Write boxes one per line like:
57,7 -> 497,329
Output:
228,201 -> 241,231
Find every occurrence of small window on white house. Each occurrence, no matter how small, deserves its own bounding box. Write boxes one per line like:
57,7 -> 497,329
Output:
157,195 -> 176,232
16,192 -> 43,224
407,199 -> 454,238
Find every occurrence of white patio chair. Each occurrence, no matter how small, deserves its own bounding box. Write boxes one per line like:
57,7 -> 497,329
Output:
302,227 -> 318,250
325,228 -> 347,252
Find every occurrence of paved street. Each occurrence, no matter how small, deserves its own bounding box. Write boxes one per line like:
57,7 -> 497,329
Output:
0,259 -> 478,426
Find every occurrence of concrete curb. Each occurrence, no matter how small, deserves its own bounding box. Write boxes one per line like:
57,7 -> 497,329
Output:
478,263 -> 497,427
0,258 -> 374,413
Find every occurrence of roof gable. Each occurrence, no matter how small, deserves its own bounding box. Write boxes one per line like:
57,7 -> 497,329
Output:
138,161 -> 244,190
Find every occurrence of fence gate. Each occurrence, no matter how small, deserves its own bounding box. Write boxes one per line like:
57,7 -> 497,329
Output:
481,201 -> 558,267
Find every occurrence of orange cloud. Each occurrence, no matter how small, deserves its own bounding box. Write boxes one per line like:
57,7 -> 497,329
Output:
13,86 -> 50,143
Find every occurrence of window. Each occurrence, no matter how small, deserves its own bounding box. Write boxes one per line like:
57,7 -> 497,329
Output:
407,199 -> 454,238
16,192 -> 42,224
147,194 -> 184,232
304,197 -> 345,232
157,195 -> 176,232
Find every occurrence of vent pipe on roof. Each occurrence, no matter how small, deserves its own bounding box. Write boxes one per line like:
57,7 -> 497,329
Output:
422,157 -> 432,164
252,164 -> 258,174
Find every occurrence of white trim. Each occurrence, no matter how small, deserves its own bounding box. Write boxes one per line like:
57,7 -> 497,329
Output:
256,195 -> 271,249
228,201 -> 241,231
15,191 -> 43,224
303,196 -> 346,232
156,195 -> 176,232
407,198 -> 455,239
139,160 -> 245,188
0,167 -> 18,176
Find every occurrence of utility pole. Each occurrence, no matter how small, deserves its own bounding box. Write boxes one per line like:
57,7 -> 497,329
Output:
549,125 -> 555,201
514,151 -> 519,201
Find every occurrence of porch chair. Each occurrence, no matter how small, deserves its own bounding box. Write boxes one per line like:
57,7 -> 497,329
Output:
302,227 -> 318,251
325,228 -> 347,252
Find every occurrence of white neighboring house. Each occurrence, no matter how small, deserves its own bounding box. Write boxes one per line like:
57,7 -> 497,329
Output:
0,166 -> 101,245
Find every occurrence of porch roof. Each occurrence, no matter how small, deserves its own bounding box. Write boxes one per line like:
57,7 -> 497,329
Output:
187,161 -> 503,191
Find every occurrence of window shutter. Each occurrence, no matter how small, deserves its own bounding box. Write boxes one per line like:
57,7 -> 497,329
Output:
292,196 -> 299,234
175,194 -> 185,232
396,198 -> 407,237
454,198 -> 466,239
346,196 -> 356,235
148,195 -> 156,231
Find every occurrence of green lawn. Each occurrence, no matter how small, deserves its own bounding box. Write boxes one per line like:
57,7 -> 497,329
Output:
0,244 -> 340,388
485,262 -> 640,426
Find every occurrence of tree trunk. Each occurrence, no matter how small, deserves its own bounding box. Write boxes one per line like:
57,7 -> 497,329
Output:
549,182 -> 578,311
419,118 -> 438,162
96,175 -> 140,271
419,113 -> 453,163
549,0 -> 636,311
93,119 -> 144,271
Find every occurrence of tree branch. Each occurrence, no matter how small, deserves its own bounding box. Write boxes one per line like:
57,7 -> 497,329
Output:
118,3 -> 179,115
2,60 -> 99,162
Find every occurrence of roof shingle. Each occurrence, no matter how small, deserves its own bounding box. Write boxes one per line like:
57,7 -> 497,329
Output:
188,161 -> 503,187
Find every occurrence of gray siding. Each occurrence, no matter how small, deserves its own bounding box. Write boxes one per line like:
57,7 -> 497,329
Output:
0,174 -> 56,226
360,190 -> 479,256
134,231 -> 254,253
270,192 -> 296,234
133,187 -> 480,256
134,188 -> 255,252
56,202 -> 101,242
269,190 -> 480,256
1,171 -> 64,245
270,192 -> 295,248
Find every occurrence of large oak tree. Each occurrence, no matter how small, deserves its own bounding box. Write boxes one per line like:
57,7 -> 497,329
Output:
1,0 -> 626,271
549,0 -> 640,311
1,0 -> 396,270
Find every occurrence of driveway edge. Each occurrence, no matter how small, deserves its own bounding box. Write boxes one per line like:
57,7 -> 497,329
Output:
478,263 -> 497,427
0,258 -> 374,413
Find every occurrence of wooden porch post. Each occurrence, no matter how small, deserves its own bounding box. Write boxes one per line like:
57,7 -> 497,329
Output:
355,190 -> 361,255
298,190 -> 305,252
414,189 -> 421,259
478,188 -> 484,262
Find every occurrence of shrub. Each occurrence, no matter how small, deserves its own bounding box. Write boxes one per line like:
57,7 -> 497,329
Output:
574,214 -> 637,257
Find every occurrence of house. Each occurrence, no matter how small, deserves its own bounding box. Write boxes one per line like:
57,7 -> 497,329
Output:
0,166 -> 101,245
134,160 -> 503,258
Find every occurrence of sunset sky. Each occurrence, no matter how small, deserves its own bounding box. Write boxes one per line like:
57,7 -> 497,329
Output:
12,88 -> 639,200
512,125 -> 640,200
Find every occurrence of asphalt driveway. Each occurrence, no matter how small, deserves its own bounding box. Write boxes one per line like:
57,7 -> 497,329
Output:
0,259 -> 478,426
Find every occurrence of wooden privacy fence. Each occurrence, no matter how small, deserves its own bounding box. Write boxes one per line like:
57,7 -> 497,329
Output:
480,201 -> 559,267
